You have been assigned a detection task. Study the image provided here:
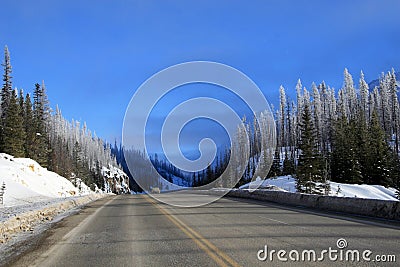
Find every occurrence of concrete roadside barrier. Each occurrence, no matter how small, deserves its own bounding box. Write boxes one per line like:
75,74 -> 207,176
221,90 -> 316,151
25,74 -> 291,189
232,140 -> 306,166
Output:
224,189 -> 400,221
192,189 -> 400,221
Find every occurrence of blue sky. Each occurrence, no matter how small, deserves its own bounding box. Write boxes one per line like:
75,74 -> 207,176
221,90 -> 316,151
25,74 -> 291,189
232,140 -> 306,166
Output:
1,0 -> 400,150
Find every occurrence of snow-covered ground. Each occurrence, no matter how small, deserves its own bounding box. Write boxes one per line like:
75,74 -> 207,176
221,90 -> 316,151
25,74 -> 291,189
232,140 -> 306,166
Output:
239,175 -> 399,201
0,153 -> 113,246
0,153 -> 94,208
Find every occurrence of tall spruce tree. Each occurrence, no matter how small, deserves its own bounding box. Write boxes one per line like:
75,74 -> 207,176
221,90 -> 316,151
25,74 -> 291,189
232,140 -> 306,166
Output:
18,89 -> 26,157
331,116 -> 363,184
3,89 -> 25,157
0,46 -> 13,151
32,83 -> 49,167
296,102 -> 324,193
24,93 -> 35,158
366,110 -> 394,186
268,147 -> 281,178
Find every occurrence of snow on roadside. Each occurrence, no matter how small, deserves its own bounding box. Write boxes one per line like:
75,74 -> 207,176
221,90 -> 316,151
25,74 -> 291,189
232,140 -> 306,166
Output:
239,175 -> 399,201
0,194 -> 107,243
0,153 -> 110,244
0,153 -> 93,207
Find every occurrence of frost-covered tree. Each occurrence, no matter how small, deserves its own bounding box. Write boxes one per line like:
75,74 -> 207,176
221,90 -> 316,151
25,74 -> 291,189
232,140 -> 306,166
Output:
343,68 -> 357,120
359,71 -> 369,121
279,85 -> 286,150
312,82 -> 322,148
388,70 -> 399,153
0,45 -> 123,191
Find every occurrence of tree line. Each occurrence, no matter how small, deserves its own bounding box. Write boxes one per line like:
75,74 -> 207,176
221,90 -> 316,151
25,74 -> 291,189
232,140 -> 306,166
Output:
168,68 -> 400,197
273,68 -> 400,195
0,45 -> 118,191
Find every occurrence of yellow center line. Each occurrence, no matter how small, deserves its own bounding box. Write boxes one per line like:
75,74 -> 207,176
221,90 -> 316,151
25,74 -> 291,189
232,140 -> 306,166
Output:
143,195 -> 241,267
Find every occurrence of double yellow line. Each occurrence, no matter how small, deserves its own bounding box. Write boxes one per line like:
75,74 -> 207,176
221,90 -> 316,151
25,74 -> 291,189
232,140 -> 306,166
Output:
144,195 -> 241,267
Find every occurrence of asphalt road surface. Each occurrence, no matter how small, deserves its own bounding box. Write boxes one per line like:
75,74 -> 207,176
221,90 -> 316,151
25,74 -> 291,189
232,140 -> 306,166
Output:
5,193 -> 400,267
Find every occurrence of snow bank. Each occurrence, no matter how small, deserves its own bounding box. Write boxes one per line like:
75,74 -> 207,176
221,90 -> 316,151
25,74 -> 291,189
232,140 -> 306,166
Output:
240,175 -> 399,201
0,194 -> 106,243
0,153 -> 111,244
0,153 -> 92,207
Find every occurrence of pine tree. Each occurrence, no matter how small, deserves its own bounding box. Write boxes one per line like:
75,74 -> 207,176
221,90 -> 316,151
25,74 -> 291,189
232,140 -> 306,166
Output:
32,83 -> 49,167
72,141 -> 83,183
279,85 -> 286,150
312,82 -> 322,148
318,81 -> 331,157
268,147 -> 281,178
388,69 -> 399,154
282,153 -> 295,175
359,71 -> 369,121
0,46 -> 13,151
331,116 -> 363,184
347,119 -> 364,184
343,68 -> 357,120
296,102 -> 324,193
366,110 -> 394,186
18,89 -> 27,157
206,163 -> 214,184
295,79 -> 303,154
3,89 -> 25,157
24,93 -> 35,158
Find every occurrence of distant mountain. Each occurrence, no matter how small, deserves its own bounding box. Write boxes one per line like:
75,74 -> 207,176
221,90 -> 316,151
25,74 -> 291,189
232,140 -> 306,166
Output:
368,72 -> 400,90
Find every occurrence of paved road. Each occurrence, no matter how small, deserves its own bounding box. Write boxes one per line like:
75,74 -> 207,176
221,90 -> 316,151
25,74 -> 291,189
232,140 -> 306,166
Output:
5,193 -> 400,266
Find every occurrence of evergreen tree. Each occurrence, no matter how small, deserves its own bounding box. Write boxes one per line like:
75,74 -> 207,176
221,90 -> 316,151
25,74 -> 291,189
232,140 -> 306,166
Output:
205,163 -> 215,185
366,110 -> 394,186
343,68 -> 357,120
267,148 -> 281,178
282,153 -> 295,175
279,85 -> 286,149
312,82 -> 322,148
359,71 -> 369,121
296,102 -> 323,193
24,93 -> 35,158
352,117 -> 369,184
388,70 -> 399,154
0,46 -> 13,151
32,83 -> 49,167
331,117 -> 363,184
3,89 -> 25,157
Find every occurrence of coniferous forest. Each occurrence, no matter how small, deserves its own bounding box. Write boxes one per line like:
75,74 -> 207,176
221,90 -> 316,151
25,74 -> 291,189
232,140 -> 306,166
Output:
274,69 -> 400,196
146,68 -> 400,197
119,67 -> 400,198
2,44 -> 399,197
233,68 -> 400,197
0,46 -> 118,191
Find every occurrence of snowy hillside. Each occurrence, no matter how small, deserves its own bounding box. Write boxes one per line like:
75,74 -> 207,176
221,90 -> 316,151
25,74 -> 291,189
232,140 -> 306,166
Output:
0,153 -> 93,207
240,176 -> 399,201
